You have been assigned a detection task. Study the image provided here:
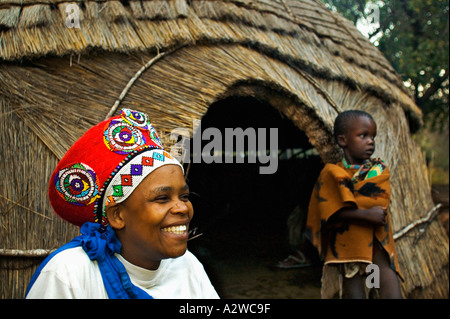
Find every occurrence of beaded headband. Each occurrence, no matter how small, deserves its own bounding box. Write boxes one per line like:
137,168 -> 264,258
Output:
100,148 -> 181,223
49,108 -> 183,227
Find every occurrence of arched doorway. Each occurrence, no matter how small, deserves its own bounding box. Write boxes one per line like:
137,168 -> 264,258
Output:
186,96 -> 324,298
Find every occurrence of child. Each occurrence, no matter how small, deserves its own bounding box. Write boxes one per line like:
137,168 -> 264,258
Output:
306,110 -> 403,299
26,108 -> 219,299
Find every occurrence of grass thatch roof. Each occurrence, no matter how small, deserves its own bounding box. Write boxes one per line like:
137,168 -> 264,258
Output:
0,0 -> 422,130
0,0 -> 447,299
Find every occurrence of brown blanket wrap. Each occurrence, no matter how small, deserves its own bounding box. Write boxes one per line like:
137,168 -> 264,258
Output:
306,162 -> 402,278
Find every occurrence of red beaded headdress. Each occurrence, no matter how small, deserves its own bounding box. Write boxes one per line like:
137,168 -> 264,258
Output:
48,109 -> 183,227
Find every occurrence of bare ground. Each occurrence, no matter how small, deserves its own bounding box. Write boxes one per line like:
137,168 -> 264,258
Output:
190,184 -> 449,299
190,215 -> 323,299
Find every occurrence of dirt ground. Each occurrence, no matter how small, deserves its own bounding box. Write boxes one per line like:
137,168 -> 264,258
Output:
189,184 -> 449,299
189,213 -> 323,299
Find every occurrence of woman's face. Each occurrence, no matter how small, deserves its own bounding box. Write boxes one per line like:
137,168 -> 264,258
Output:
111,164 -> 193,270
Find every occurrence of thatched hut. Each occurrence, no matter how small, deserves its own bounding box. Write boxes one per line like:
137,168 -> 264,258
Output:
0,0 -> 448,299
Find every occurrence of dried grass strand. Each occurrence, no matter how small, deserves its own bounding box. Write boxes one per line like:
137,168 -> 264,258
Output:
105,45 -> 185,120
0,194 -> 52,221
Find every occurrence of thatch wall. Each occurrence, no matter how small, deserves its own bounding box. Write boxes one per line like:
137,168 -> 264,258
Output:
0,0 -> 448,298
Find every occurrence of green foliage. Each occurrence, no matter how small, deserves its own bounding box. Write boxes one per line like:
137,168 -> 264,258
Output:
321,0 -> 449,183
321,0 -> 449,130
377,0 -> 449,126
321,0 -> 371,23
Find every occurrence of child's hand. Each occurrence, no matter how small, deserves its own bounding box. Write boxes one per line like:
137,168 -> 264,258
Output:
365,206 -> 387,226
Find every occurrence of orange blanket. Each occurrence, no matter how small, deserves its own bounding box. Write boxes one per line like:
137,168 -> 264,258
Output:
306,161 -> 402,276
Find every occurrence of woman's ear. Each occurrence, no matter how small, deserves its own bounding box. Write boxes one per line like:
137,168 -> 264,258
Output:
106,204 -> 126,230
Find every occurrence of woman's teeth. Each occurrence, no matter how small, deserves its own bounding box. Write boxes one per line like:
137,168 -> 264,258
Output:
162,225 -> 187,235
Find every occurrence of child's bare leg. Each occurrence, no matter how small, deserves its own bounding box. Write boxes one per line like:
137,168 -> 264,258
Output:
342,273 -> 366,299
372,243 -> 403,299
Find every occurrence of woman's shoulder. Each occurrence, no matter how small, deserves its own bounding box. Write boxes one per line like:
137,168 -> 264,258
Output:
27,246 -> 106,298
42,246 -> 96,273
162,250 -> 207,276
171,250 -> 202,266
48,246 -> 89,261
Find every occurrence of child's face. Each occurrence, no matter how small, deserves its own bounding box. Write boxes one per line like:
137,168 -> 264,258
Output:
113,164 -> 193,270
338,116 -> 377,165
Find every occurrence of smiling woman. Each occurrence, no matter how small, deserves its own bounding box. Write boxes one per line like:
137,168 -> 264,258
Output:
25,108 -> 219,299
108,165 -> 194,271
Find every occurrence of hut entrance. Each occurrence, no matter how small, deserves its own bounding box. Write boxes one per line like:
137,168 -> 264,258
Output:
187,96 -> 324,298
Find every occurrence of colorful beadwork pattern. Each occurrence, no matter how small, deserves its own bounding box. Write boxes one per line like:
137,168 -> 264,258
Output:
100,149 -> 181,222
122,108 -> 163,148
103,119 -> 146,154
122,108 -> 150,130
103,150 -> 165,208
55,163 -> 100,206
149,127 -> 163,148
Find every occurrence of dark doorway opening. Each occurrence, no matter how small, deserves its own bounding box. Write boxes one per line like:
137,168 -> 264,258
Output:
186,96 -> 324,298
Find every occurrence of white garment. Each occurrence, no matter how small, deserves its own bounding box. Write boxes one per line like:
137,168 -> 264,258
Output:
26,247 -> 219,299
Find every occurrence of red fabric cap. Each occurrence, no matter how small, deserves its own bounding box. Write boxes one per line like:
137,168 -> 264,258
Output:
48,109 -> 164,227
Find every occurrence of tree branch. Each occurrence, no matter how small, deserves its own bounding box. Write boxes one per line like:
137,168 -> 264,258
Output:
393,203 -> 442,240
0,248 -> 56,257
